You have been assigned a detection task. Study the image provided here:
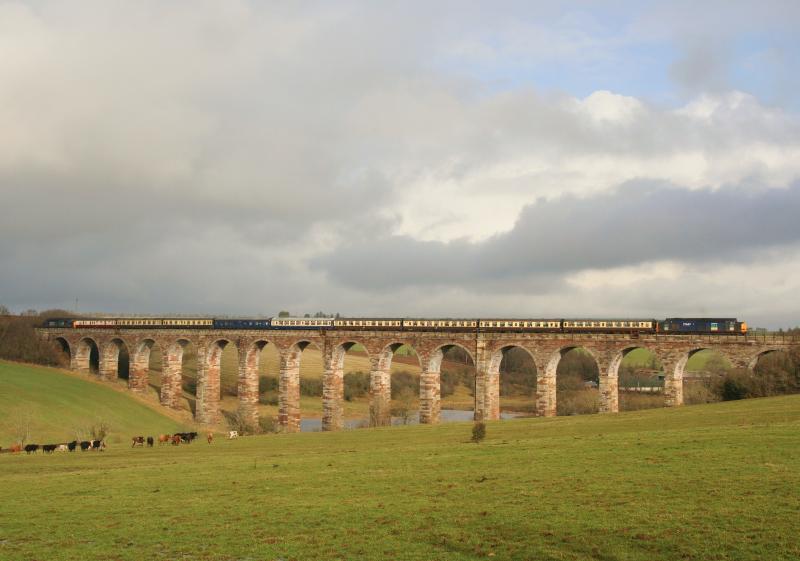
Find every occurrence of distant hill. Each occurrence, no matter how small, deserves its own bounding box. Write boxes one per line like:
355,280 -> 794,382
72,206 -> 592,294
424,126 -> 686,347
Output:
0,361 -> 188,445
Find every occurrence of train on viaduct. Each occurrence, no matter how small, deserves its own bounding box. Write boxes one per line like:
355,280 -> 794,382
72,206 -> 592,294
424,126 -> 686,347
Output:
37,317 -> 797,432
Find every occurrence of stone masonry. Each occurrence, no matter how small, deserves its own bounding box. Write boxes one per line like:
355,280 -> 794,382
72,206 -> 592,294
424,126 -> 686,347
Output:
40,327 -> 797,431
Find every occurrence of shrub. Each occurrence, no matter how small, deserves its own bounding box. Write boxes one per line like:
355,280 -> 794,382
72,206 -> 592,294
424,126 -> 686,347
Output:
344,371 -> 370,401
556,388 -> 599,416
391,370 -> 418,399
718,370 -> 758,401
88,419 -> 111,440
259,415 -> 276,433
299,378 -> 323,397
619,392 -> 664,411
224,410 -> 257,435
390,387 -> 416,424
471,421 -> 486,443
259,392 -> 279,406
259,376 -> 278,393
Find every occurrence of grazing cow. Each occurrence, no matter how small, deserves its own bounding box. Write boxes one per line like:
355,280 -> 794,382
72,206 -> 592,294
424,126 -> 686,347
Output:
9,444 -> 22,454
80,441 -> 91,451
228,431 -> 239,440
158,434 -> 171,445
56,444 -> 68,452
67,441 -> 77,452
91,440 -> 105,451
146,436 -> 154,447
24,444 -> 39,454
206,432 -> 213,444
131,436 -> 145,448
42,444 -> 57,454
188,431 -> 198,442
171,434 -> 182,446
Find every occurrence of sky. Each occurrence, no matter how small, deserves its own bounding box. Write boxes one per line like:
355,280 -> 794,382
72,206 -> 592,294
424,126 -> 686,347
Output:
1,1 -> 800,328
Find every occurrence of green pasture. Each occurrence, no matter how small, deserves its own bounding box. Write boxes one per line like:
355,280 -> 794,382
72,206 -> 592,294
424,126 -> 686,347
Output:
0,364 -> 797,560
0,361 -> 186,444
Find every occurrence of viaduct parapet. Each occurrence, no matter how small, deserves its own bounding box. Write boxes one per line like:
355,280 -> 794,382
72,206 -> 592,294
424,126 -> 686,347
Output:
37,327 -> 797,432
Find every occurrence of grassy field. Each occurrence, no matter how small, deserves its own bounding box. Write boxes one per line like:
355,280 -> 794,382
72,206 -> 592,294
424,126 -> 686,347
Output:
1,378 -> 798,561
0,361 -> 188,444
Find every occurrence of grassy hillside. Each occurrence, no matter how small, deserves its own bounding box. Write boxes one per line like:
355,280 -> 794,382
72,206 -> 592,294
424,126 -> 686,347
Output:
0,394 -> 798,560
0,361 -> 188,444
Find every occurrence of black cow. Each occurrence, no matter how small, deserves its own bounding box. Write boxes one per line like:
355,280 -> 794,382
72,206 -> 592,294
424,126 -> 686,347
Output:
146,436 -> 154,447
91,440 -> 105,451
67,440 -> 77,452
42,444 -> 57,454
80,441 -> 91,451
24,444 -> 39,454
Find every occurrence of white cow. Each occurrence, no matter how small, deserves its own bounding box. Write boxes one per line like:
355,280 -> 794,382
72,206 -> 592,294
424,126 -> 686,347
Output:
228,431 -> 239,440
56,444 -> 68,452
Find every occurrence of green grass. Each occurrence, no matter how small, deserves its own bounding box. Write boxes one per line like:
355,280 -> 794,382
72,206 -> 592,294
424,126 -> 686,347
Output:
0,374 -> 798,561
0,361 -> 187,444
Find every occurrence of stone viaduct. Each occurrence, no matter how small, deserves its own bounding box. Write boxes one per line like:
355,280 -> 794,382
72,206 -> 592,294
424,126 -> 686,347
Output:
37,327 -> 797,432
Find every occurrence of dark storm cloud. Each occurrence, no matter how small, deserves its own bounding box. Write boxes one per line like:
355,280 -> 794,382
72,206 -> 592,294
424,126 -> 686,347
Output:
314,181 -> 800,290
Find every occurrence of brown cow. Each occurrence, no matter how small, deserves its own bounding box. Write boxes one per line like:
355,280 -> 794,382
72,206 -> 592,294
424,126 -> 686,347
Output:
171,435 -> 181,446
206,432 -> 213,444
131,436 -> 145,448
9,444 -> 22,454
158,434 -> 171,445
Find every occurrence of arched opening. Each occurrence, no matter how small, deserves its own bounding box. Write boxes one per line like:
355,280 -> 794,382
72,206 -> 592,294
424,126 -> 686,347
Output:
616,347 -> 665,411
74,338 -> 100,375
368,343 -> 423,427
728,349 -> 800,399
52,337 -> 71,368
322,341 -> 370,431
277,340 -> 320,433
492,346 -> 538,418
680,349 -> 731,405
423,344 -> 476,424
197,338 -> 236,425
130,339 -> 159,395
553,347 -> 599,416
100,338 -> 130,382
227,339 -> 276,433
152,338 -> 194,411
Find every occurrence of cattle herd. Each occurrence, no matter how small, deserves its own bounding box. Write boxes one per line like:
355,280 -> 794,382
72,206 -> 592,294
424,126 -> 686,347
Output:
0,440 -> 107,454
1,430 -> 241,455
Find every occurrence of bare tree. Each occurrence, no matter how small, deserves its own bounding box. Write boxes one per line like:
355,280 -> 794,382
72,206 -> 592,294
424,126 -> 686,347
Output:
10,409 -> 34,445
0,304 -> 10,315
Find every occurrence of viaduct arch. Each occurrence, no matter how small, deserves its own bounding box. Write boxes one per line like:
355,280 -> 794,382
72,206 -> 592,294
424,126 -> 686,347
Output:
38,327 -> 797,432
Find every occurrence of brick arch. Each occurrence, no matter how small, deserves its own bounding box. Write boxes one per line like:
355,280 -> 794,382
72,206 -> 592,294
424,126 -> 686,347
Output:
479,344 -> 538,421
196,338 -> 237,425
74,337 -> 100,375
321,340 -> 372,432
535,344 -> 601,418
236,338 -> 280,430
366,341 -> 422,427
604,345 -> 665,414
52,336 -> 71,363
661,347 -> 732,407
161,338 -> 192,410
130,338 -> 159,393
276,340 -> 322,433
748,348 -> 787,370
100,338 -> 131,381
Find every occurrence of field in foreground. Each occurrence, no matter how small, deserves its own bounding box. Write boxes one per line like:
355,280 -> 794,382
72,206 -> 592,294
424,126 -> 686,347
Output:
1,393 -> 798,560
0,361 -> 187,444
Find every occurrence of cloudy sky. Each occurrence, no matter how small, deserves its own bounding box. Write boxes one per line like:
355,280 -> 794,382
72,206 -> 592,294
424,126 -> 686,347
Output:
1,1 -> 800,328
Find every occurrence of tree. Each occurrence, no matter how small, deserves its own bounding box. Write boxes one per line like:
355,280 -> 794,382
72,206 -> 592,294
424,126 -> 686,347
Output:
277,311 -> 290,317
0,304 -> 9,315
10,409 -> 33,445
